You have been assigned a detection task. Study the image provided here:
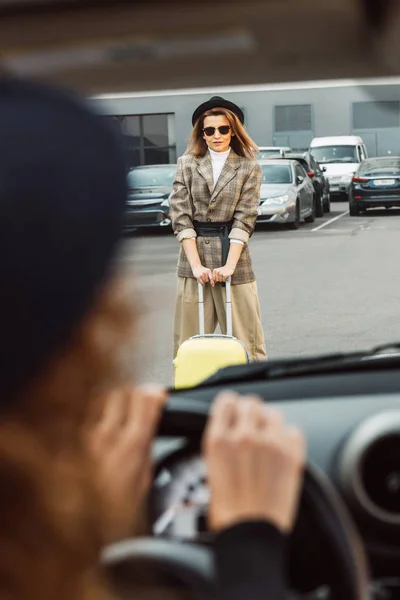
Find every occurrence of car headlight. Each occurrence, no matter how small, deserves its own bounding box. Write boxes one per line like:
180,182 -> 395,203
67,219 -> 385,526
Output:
161,199 -> 170,207
261,195 -> 289,205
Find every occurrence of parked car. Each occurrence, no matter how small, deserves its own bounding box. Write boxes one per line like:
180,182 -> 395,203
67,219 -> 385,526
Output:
309,136 -> 368,200
271,151 -> 330,216
124,164 -> 176,231
257,146 -> 292,159
349,156 -> 400,216
257,159 -> 315,229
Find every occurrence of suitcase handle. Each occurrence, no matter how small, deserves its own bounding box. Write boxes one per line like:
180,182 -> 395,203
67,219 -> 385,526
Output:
198,277 -> 232,337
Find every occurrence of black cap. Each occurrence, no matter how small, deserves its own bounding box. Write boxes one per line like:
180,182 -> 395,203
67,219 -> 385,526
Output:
191,96 -> 244,126
0,77 -> 127,400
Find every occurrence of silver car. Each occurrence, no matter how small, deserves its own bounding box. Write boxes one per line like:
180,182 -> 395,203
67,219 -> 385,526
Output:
257,146 -> 292,159
257,159 -> 316,229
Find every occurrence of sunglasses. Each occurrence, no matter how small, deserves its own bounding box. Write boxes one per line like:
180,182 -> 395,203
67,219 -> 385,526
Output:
203,125 -> 231,137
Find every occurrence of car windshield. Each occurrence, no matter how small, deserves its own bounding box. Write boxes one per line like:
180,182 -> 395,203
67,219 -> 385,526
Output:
127,167 -> 176,188
22,3 -> 400,391
261,165 -> 292,184
312,146 -> 358,163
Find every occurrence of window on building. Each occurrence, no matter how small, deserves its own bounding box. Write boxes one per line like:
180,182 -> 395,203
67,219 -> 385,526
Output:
274,105 -> 312,132
101,114 -> 176,168
353,101 -> 400,129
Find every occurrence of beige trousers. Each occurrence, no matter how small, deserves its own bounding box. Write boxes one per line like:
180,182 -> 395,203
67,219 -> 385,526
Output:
173,277 -> 267,362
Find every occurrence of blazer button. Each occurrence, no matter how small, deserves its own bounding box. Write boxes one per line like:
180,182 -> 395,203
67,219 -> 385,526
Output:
205,239 -> 210,244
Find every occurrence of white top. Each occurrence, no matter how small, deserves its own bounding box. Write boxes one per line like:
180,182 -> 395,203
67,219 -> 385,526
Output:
209,147 -> 231,187
208,147 -> 243,246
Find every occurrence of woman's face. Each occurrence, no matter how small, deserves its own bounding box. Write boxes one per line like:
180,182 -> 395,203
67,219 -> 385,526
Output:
202,114 -> 233,153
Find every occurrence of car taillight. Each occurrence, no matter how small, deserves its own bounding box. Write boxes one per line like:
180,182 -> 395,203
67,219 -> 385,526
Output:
307,171 -> 315,178
353,176 -> 369,183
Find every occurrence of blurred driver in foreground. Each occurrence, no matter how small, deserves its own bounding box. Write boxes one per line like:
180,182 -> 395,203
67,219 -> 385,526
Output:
0,75 -> 305,600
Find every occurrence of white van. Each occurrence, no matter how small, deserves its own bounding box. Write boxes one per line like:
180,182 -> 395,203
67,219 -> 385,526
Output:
309,136 -> 368,198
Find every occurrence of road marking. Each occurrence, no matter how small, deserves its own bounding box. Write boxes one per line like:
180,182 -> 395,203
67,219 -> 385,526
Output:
312,210 -> 349,231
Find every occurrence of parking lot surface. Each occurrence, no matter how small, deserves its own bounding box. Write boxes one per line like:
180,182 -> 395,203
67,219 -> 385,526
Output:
119,202 -> 400,385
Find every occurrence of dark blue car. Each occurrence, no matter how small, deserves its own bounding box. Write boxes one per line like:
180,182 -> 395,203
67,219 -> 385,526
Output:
349,157 -> 400,216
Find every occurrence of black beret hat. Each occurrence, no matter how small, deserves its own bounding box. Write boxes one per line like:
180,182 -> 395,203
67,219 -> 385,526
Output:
191,96 -> 244,126
0,77 -> 127,400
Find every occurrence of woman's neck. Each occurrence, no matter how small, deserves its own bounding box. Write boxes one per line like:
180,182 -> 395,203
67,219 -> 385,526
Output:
208,147 -> 231,157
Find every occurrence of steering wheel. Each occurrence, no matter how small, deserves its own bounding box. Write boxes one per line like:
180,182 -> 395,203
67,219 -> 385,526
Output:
102,397 -> 370,600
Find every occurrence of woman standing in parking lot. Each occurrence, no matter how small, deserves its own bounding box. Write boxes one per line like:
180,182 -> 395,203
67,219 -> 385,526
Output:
170,96 -> 267,362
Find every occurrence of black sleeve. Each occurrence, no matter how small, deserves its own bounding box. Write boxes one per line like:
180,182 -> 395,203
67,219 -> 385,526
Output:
214,520 -> 287,600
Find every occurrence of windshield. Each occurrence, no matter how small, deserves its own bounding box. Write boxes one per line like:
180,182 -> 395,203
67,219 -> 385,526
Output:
83,25 -> 400,392
311,146 -> 358,163
127,166 -> 176,188
261,165 -> 292,184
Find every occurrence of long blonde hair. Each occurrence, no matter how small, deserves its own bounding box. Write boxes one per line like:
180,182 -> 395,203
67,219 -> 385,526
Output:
185,107 -> 259,159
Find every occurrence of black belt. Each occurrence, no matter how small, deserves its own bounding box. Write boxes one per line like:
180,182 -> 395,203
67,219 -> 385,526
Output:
193,220 -> 233,266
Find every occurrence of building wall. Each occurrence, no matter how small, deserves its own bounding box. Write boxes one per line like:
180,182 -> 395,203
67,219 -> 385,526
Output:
90,80 -> 400,166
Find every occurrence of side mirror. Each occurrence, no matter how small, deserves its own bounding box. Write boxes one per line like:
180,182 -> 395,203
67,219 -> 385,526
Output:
322,166 -> 327,172
296,176 -> 304,185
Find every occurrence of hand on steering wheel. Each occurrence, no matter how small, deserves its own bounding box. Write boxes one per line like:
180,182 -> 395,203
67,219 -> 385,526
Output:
87,384 -> 167,544
203,391 -> 306,534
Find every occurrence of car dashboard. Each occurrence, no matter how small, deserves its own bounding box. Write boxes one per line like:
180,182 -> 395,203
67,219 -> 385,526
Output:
151,365 -> 400,595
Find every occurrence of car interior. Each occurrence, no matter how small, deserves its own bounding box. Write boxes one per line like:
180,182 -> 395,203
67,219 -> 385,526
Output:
2,1 -> 400,599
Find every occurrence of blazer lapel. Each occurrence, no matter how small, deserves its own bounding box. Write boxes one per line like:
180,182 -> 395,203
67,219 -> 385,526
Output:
196,153 -> 214,196
211,150 -> 241,201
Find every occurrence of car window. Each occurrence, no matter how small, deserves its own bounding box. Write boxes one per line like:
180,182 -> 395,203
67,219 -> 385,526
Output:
295,164 -> 306,179
310,156 -> 320,173
127,166 -> 176,188
311,146 -> 358,164
290,157 -> 308,170
260,165 -> 293,184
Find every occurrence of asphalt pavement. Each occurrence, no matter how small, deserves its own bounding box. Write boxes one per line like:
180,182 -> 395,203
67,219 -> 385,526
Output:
118,202 -> 400,385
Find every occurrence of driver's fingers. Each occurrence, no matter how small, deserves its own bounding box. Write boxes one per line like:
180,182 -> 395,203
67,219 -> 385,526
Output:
97,388 -> 130,438
203,391 -> 238,454
264,406 -> 284,432
284,424 -> 306,463
123,385 -> 167,451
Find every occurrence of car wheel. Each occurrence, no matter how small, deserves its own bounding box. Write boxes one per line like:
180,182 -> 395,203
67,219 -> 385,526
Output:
305,196 -> 316,223
289,200 -> 301,230
349,202 -> 359,216
316,192 -> 324,218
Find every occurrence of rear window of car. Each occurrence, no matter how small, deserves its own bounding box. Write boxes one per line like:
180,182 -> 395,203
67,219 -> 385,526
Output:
127,166 -> 176,188
261,165 -> 293,184
259,150 -> 283,158
358,159 -> 400,177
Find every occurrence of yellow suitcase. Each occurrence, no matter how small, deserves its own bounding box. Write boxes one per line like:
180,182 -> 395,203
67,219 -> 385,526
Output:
173,278 -> 249,389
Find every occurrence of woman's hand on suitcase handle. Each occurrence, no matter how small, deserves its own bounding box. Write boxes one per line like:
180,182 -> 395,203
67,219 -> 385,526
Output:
193,265 -> 215,286
203,391 -> 306,534
213,265 -> 234,283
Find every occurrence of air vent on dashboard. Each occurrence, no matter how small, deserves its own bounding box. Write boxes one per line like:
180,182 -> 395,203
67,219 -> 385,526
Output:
338,411 -> 400,525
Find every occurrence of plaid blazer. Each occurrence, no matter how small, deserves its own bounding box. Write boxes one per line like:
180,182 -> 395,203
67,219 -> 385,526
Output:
169,150 -> 262,285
